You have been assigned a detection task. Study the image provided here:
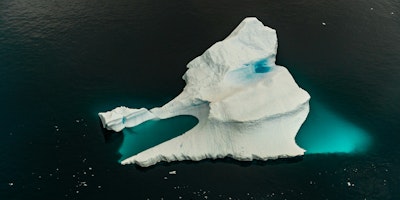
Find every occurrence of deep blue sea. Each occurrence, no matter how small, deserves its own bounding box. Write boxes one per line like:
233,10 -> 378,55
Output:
1,0 -> 400,199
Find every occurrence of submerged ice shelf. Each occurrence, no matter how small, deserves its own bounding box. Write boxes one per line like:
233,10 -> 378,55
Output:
296,101 -> 371,154
99,17 -> 311,167
118,115 -> 198,162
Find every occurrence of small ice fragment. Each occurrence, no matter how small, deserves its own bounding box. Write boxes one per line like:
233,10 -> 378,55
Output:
322,22 -> 326,26
347,181 -> 354,187
169,170 -> 177,175
391,12 -> 394,15
9,182 -> 14,186
370,7 -> 374,10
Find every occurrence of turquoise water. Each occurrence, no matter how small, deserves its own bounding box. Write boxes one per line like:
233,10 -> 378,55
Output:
1,0 -> 399,199
118,116 -> 198,162
117,100 -> 371,162
297,101 -> 371,154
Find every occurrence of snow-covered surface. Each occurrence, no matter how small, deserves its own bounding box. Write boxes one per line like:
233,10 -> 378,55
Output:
99,17 -> 310,167
98,107 -> 156,132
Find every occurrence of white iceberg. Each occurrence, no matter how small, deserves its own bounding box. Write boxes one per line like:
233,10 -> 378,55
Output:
99,17 -> 310,167
98,107 -> 156,132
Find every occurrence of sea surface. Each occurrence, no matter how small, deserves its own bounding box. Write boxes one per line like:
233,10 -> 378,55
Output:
1,0 -> 400,199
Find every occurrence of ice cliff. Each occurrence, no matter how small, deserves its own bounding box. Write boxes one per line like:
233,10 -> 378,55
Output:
99,17 -> 311,167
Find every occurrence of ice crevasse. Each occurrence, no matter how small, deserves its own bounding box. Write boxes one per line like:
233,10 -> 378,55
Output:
99,17 -> 311,167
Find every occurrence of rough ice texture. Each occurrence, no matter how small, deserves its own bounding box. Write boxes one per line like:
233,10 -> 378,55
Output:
99,107 -> 156,132
98,17 -> 310,167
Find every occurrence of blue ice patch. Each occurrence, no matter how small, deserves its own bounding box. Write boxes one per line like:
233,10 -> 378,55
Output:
225,58 -> 273,84
250,58 -> 271,73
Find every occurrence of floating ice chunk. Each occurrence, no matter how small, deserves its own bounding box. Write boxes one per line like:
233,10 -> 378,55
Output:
100,17 -> 310,167
98,106 -> 156,132
169,170 -> 176,175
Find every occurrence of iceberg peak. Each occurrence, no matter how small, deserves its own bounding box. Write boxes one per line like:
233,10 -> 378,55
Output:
99,17 -> 310,167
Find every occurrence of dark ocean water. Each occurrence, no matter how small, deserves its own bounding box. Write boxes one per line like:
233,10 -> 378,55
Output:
1,0 -> 400,199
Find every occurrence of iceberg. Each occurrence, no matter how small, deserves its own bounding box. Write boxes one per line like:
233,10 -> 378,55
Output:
99,17 -> 310,167
99,107 -> 156,132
